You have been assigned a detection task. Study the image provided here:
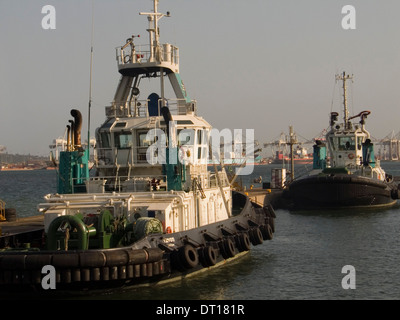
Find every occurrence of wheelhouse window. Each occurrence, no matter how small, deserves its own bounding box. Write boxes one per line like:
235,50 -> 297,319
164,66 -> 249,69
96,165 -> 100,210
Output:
338,136 -> 355,151
196,130 -> 209,163
178,129 -> 195,146
139,132 -> 152,147
100,131 -> 111,148
114,131 -> 132,149
136,130 -> 166,163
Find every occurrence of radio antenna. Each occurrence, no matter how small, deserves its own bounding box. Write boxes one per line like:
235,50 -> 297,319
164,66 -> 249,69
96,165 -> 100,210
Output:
87,0 -> 94,152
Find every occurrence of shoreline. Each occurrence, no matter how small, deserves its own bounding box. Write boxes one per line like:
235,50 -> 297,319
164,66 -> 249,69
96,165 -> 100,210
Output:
0,167 -> 56,171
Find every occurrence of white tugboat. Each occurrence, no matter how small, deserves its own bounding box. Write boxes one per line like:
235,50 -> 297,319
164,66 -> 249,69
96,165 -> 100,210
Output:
0,0 -> 274,293
286,72 -> 399,209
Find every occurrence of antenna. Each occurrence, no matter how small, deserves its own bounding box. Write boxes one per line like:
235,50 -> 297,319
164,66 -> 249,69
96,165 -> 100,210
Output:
87,0 -> 94,152
139,0 -> 171,62
335,71 -> 353,129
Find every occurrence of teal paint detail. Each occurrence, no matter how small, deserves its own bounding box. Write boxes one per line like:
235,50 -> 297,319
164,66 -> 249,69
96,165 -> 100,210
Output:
362,139 -> 375,168
163,147 -> 185,191
171,72 -> 191,103
57,149 -> 89,194
313,142 -> 327,170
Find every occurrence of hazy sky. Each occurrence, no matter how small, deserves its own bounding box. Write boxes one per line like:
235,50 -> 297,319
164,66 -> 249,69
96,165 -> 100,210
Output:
1,0 -> 400,156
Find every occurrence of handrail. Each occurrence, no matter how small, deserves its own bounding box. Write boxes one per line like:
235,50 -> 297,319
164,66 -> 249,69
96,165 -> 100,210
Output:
116,43 -> 179,66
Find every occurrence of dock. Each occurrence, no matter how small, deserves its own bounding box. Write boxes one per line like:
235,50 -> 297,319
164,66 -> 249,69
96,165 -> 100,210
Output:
245,188 -> 284,208
0,215 -> 44,248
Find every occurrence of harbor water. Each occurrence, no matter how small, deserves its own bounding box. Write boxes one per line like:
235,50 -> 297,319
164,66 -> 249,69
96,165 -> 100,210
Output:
1,163 -> 400,300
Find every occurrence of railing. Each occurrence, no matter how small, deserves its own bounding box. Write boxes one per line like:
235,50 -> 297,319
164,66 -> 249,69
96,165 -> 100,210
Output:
116,43 -> 179,67
96,146 -> 162,167
106,98 -> 197,119
84,174 -> 168,193
64,169 -> 228,195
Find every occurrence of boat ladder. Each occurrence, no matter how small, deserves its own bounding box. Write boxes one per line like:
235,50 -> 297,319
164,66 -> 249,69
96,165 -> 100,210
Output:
194,178 -> 206,199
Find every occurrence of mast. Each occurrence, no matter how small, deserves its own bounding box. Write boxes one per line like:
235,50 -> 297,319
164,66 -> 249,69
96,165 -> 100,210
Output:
139,0 -> 170,62
87,0 -> 94,151
335,71 -> 353,129
287,126 -> 297,183
139,0 -> 170,108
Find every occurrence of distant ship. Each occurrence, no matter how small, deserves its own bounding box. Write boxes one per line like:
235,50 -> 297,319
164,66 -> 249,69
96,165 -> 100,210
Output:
285,72 -> 400,210
271,150 -> 312,165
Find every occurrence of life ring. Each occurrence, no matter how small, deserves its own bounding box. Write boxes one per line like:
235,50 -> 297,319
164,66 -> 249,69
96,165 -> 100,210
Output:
348,153 -> 355,160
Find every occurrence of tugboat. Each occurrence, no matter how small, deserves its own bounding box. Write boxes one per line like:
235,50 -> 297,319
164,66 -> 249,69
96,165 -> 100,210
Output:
0,0 -> 275,293
286,72 -> 399,210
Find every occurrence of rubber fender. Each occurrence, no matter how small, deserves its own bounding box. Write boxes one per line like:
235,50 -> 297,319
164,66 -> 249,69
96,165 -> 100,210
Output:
72,268 -> 81,282
127,265 -> 134,278
218,240 -> 229,259
61,269 -> 72,283
24,254 -> 52,270
239,232 -> 251,251
118,265 -> 127,279
262,204 -> 273,218
152,261 -> 160,276
140,264 -> 147,277
203,246 -> 217,267
250,227 -> 263,246
223,238 -> 236,258
101,267 -> 109,281
268,216 -> 275,233
104,250 -> 129,267
31,270 -> 42,285
179,244 -> 199,269
109,266 -> 118,280
126,249 -> 148,265
91,267 -> 101,281
146,263 -> 153,277
79,251 -> 106,268
81,268 -> 90,282
261,224 -> 273,241
2,270 -> 12,284
0,254 -> 26,269
53,252 -> 80,268
144,247 -> 164,263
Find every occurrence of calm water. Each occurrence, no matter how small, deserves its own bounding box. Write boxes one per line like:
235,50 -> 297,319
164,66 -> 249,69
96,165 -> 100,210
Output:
1,163 -> 400,300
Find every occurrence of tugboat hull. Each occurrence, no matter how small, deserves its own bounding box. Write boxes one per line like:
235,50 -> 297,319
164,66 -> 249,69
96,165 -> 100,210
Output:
0,192 -> 275,295
287,174 -> 398,210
